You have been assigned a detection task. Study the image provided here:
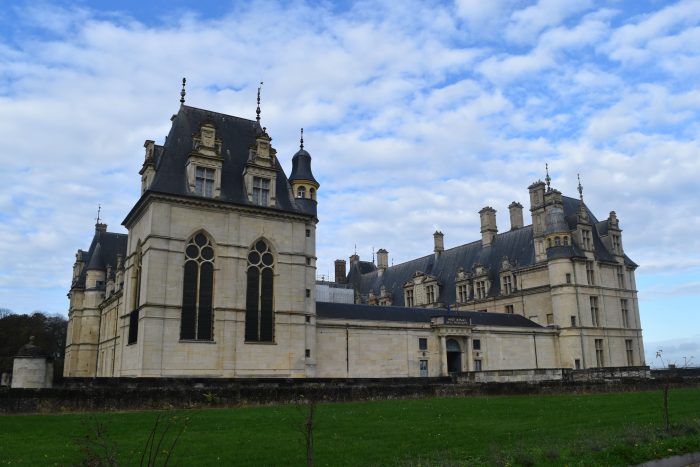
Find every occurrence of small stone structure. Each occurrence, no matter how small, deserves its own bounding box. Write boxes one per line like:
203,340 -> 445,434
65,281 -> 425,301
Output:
11,337 -> 53,389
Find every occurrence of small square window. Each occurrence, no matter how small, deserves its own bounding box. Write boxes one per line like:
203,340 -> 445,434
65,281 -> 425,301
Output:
472,339 -> 481,350
306,288 -> 311,298
305,229 -> 311,237
305,349 -> 311,358
418,338 -> 428,350
305,315 -> 311,323
570,316 -> 577,327
306,258 -> 311,265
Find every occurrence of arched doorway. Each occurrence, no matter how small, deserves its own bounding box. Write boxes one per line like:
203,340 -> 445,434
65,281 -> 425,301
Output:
446,339 -> 461,373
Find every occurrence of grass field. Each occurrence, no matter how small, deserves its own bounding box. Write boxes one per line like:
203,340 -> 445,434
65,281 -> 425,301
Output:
1,387 -> 700,466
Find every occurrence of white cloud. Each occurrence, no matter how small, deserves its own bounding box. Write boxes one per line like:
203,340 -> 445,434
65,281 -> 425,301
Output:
506,0 -> 595,44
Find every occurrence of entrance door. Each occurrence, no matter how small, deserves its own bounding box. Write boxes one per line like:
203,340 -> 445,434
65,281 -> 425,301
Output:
420,359 -> 428,377
446,339 -> 461,373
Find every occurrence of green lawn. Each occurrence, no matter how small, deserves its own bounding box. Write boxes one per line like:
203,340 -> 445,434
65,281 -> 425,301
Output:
1,388 -> 699,466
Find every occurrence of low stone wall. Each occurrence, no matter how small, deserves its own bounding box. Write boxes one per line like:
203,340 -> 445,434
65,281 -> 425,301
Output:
457,368 -> 564,383
2,375 -> 698,414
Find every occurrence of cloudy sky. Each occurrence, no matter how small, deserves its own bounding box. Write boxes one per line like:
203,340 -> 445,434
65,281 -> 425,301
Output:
0,0 -> 698,366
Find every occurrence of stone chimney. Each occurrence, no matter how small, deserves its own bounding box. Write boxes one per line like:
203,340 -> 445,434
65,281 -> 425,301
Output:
334,259 -> 347,284
349,253 -> 359,266
376,249 -> 388,271
508,202 -> 524,230
433,231 -> 444,258
95,223 -> 107,234
479,207 -> 497,247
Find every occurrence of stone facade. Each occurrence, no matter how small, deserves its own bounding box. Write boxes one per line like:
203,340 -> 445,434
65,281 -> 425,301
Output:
64,96 -> 644,379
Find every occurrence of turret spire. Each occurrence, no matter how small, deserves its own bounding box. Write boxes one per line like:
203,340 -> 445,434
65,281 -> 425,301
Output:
300,128 -> 304,150
180,78 -> 186,105
545,163 -> 551,191
95,204 -> 101,224
256,81 -> 263,123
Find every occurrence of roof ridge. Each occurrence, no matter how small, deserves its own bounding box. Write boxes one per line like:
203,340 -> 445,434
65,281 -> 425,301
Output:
181,105 -> 256,124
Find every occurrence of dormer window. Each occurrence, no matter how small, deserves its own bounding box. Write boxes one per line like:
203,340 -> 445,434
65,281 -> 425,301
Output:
195,167 -> 215,197
253,177 -> 270,206
297,186 -> 306,198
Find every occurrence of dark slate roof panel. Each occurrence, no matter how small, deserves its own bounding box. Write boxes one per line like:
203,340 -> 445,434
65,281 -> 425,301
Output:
75,229 -> 128,288
146,105 -> 311,217
289,149 -> 318,184
354,194 -> 635,306
316,301 -> 542,328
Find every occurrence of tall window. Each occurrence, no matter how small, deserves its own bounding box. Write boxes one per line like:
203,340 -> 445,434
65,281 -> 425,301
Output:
582,229 -> 592,250
405,289 -> 414,307
590,296 -> 600,327
426,285 -> 435,303
505,304 -> 514,314
476,280 -> 487,300
180,233 -> 214,341
245,239 -> 275,342
612,234 -> 621,254
297,186 -> 306,198
502,275 -> 512,294
595,339 -> 604,367
616,266 -> 625,288
586,261 -> 595,285
457,284 -> 468,303
253,177 -> 270,206
128,247 -> 142,344
621,299 -> 630,328
625,339 -> 634,365
195,167 -> 215,197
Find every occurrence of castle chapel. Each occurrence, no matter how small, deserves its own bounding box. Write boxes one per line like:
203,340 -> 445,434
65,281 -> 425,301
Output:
64,85 -> 644,378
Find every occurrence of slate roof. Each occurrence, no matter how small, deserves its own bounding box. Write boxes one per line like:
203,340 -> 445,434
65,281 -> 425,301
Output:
348,195 -> 637,307
289,148 -> 318,184
127,105 -> 316,222
74,227 -> 128,288
316,302 -> 542,328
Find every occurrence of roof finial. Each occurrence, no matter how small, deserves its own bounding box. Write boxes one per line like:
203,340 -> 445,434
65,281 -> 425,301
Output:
577,173 -> 584,201
256,81 -> 263,123
545,163 -> 551,191
180,78 -> 186,105
95,204 -> 102,224
300,128 -> 304,150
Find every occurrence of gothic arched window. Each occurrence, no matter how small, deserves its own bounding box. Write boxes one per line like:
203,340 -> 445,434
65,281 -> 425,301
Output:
180,233 -> 214,341
245,239 -> 275,342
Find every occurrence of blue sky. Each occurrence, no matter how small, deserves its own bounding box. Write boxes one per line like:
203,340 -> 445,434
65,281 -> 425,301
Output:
0,0 -> 698,367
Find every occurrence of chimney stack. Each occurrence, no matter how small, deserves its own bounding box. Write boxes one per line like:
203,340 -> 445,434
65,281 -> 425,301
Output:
479,206 -> 497,247
433,231 -> 444,258
334,259 -> 347,284
376,249 -> 388,271
349,254 -> 359,265
508,202 -> 524,230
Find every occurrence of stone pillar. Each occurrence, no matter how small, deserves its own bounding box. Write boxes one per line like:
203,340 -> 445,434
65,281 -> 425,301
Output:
440,336 -> 448,376
466,336 -> 473,371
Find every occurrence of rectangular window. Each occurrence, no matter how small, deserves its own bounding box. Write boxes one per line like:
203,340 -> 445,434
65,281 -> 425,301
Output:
616,266 -> 625,288
195,167 -> 215,197
405,289 -> 414,307
305,315 -> 311,323
505,304 -> 514,314
595,339 -> 604,367
502,275 -> 512,294
418,337 -> 428,351
582,229 -> 592,250
625,339 -> 634,365
306,288 -> 311,298
457,284 -> 468,303
420,359 -> 428,377
612,234 -> 621,254
575,359 -> 581,369
570,316 -> 577,327
252,177 -> 270,206
305,229 -> 310,237
566,273 -> 572,284
305,348 -> 311,358
546,313 -> 554,325
476,280 -> 487,300
586,261 -> 595,285
472,339 -> 481,350
590,296 -> 600,327
128,309 -> 139,344
426,285 -> 434,303
474,359 -> 482,371
621,299 -> 630,328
